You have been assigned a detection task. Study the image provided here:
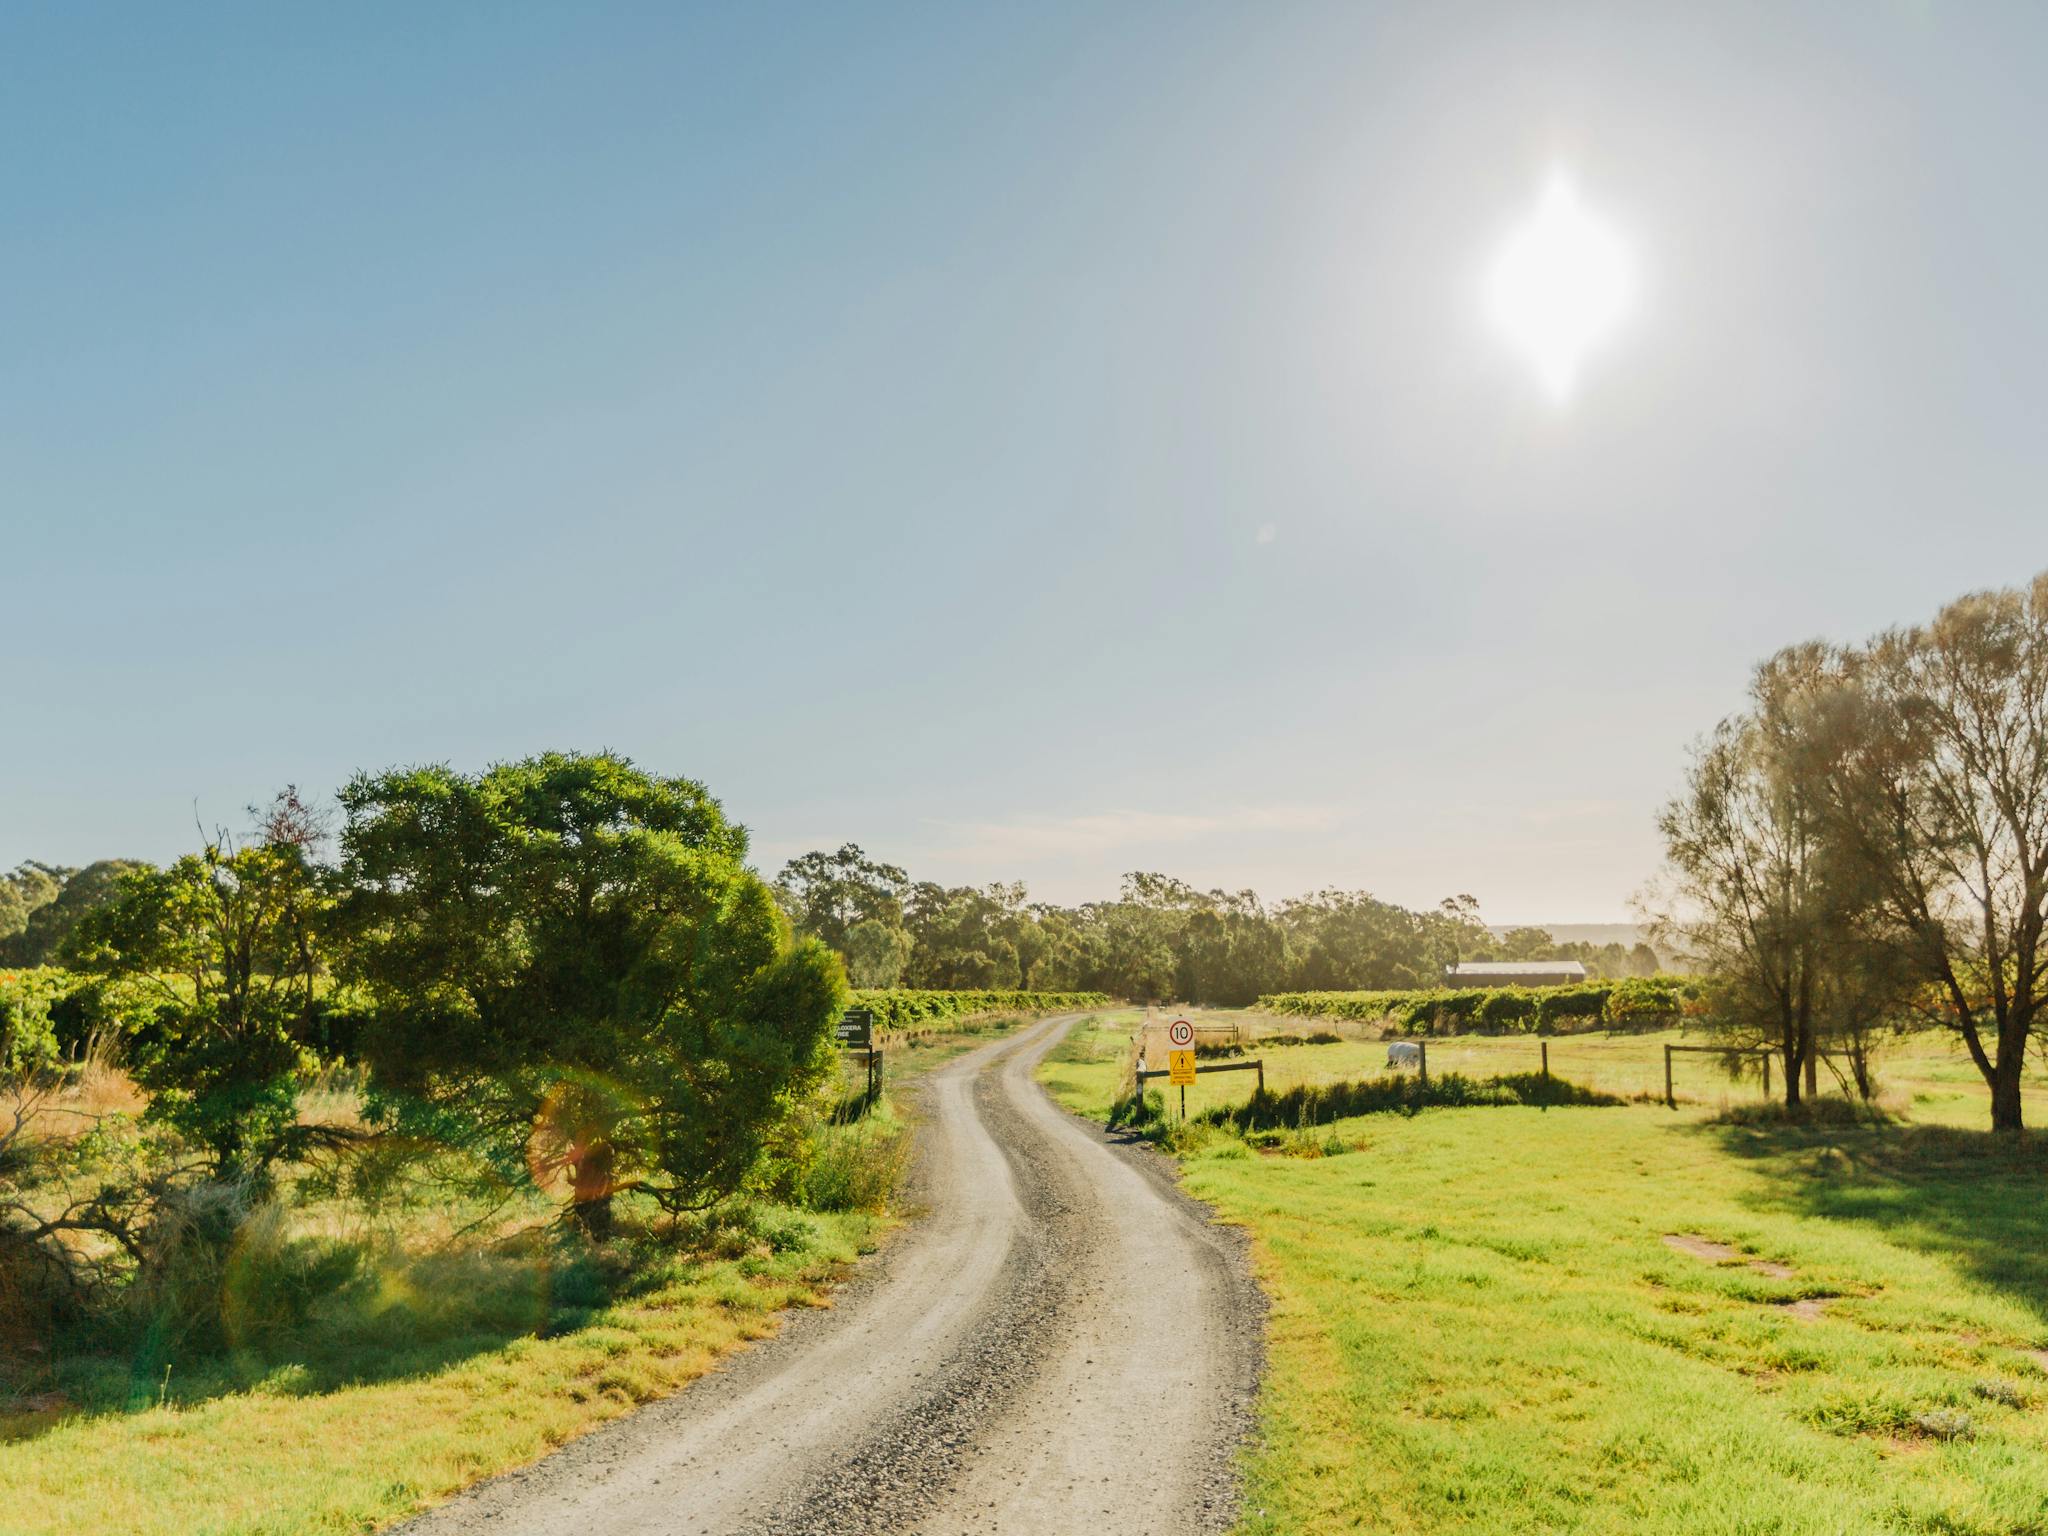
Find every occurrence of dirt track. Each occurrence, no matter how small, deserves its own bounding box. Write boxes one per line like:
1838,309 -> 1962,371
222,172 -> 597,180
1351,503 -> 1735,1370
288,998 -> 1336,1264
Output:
397,1014 -> 1264,1536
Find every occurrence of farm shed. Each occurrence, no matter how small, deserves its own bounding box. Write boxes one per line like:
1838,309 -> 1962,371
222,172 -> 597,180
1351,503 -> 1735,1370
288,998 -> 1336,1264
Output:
1443,960 -> 1588,988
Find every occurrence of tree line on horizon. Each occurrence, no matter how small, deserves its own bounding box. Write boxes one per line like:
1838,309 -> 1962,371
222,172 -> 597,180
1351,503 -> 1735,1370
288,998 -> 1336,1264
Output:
769,850 -> 1663,1007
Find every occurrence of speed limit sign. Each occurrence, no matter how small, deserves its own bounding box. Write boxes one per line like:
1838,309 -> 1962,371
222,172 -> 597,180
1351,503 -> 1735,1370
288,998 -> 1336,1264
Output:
1166,1017 -> 1197,1086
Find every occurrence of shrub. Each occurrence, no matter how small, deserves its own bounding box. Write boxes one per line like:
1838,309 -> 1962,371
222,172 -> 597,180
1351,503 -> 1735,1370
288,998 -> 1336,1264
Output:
1535,986 -> 1609,1030
1605,977 -> 1686,1028
1108,1088 -> 1166,1131
0,969 -> 60,1074
1913,1408 -> 1974,1441
1259,983 -> 1642,1037
1710,1097 -> 1889,1128
1476,990 -> 1538,1031
1205,1070 -> 1623,1133
1973,1378 -> 2029,1409
788,1119 -> 907,1214
134,1184 -> 361,1354
848,989 -> 1110,1031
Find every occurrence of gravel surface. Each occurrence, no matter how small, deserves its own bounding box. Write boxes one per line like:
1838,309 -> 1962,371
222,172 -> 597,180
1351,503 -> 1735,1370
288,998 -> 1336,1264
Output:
396,1014 -> 1264,1536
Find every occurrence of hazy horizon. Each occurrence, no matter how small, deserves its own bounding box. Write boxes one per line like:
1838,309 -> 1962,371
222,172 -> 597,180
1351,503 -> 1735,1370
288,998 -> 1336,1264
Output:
9,3 -> 2048,922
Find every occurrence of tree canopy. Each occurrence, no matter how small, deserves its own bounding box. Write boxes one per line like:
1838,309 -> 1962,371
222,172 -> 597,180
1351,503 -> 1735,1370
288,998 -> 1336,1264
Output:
0,860 -> 148,966
335,752 -> 846,1230
63,833 -> 328,1177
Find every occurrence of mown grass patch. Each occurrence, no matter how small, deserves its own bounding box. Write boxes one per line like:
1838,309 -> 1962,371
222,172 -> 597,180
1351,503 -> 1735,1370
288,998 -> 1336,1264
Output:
1038,1019 -> 2048,1535
1201,1111 -> 2048,1534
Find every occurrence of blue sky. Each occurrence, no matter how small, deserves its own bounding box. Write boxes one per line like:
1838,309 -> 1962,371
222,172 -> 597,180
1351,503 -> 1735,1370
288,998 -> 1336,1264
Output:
6,1 -> 2046,920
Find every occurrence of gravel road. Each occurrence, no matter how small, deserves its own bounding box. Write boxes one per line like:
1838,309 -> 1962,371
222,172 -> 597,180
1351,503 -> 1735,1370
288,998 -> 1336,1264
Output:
397,1014 -> 1263,1536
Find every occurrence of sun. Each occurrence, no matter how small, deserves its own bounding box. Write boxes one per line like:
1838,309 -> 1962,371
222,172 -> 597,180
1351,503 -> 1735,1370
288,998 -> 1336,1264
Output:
1488,171 -> 1636,402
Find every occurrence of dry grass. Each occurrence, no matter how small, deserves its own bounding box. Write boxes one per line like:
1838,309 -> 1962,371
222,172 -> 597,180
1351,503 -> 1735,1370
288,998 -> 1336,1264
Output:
0,1013 -> 1040,1534
3,1035 -> 146,1148
0,1210 -> 881,1535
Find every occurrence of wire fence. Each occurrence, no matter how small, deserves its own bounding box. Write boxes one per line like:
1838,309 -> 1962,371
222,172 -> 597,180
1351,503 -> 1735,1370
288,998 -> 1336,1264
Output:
1128,1011 -> 1782,1116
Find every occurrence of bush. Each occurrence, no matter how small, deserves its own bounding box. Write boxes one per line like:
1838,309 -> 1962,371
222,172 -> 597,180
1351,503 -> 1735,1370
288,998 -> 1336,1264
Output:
1476,990 -> 1537,1031
1605,977 -> 1687,1028
850,989 -> 1110,1031
1710,1097 -> 1889,1128
787,1118 -> 907,1214
134,1184 -> 361,1354
0,969 -> 61,1074
1205,1070 -> 1623,1133
1108,1087 -> 1166,1131
1535,986 -> 1609,1030
1259,981 -> 1698,1037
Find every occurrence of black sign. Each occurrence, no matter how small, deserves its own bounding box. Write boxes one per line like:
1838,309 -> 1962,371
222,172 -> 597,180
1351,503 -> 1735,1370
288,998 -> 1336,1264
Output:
834,1007 -> 874,1049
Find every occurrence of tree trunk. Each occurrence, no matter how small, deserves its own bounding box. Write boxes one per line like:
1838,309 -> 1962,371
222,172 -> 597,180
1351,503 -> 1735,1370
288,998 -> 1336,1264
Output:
571,1142 -> 616,1239
1991,1056 -> 2026,1133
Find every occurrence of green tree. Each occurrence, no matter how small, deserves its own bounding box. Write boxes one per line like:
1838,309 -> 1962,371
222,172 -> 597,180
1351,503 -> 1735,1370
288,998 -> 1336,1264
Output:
844,918 -> 912,988
773,845 -> 910,957
1658,646 -> 1906,1108
0,862 -> 69,949
1277,889 -> 1440,990
1494,926 -> 1560,962
903,881 -> 1038,989
1803,577 -> 2048,1131
1428,894 -> 1487,978
336,752 -> 845,1233
61,828 -> 324,1176
2,860 -> 146,966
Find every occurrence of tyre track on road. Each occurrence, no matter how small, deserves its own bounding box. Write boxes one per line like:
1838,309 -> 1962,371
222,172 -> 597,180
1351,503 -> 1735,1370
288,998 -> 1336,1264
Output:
398,1014 -> 1262,1536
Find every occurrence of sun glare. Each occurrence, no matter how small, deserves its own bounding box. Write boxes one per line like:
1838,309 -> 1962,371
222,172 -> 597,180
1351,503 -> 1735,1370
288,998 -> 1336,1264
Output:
1488,171 -> 1636,402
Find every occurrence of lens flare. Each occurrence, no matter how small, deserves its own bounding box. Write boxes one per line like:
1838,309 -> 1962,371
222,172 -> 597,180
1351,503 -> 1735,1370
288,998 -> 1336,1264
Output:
1488,171 -> 1637,401
528,1071 -> 650,1213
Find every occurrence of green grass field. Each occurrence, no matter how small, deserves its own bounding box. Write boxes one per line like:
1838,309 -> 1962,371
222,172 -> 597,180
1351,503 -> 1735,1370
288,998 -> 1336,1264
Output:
1049,1007 -> 2048,1129
1042,1013 -> 2048,1535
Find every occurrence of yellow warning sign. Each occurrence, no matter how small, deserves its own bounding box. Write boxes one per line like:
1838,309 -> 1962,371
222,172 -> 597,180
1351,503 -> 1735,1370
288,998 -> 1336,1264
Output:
1168,1048 -> 1197,1086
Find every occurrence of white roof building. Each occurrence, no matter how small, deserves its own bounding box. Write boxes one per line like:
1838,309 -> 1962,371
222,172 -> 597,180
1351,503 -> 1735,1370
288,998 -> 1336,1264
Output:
1444,960 -> 1588,987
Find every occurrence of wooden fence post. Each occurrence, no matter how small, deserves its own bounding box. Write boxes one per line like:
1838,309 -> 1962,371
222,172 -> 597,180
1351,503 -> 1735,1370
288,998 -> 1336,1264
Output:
1664,1043 -> 1675,1109
1762,1052 -> 1771,1099
1541,1040 -> 1549,1082
1418,1041 -> 1428,1090
1256,1059 -> 1265,1094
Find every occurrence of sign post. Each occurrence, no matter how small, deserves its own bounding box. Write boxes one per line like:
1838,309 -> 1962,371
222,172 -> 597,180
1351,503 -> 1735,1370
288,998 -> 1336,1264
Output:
835,1008 -> 874,1051
1167,1018 -> 1197,1119
836,1008 -> 880,1109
